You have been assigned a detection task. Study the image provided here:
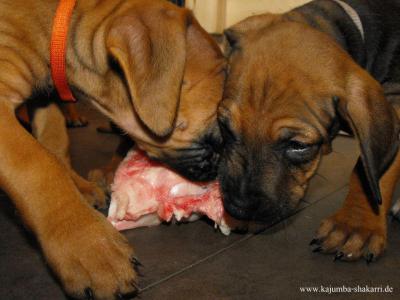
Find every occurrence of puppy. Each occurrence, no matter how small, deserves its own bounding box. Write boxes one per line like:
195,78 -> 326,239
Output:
217,0 -> 400,263
0,0 -> 225,298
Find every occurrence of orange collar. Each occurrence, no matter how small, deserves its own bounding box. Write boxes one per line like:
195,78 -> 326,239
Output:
50,0 -> 77,102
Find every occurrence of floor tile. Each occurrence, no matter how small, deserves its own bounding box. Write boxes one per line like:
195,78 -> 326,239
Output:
141,187 -> 400,300
300,136 -> 358,205
1,105 -> 399,300
0,200 -> 66,300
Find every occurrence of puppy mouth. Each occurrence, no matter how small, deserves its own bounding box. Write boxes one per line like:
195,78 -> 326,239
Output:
220,177 -> 298,223
156,145 -> 221,182
163,130 -> 223,181
224,201 -> 296,224
224,202 -> 256,221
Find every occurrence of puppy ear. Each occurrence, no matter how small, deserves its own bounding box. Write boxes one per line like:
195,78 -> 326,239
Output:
223,27 -> 243,57
106,9 -> 187,137
224,29 -> 240,49
223,14 -> 281,54
336,74 -> 399,206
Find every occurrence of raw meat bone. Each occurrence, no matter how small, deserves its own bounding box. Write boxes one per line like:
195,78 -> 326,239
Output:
108,149 -> 232,235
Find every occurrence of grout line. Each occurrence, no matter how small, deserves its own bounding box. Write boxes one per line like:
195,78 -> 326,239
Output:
140,233 -> 254,293
302,184 -> 349,208
262,183 -> 349,229
306,183 -> 349,207
314,173 -> 329,182
140,183 -> 350,294
301,182 -> 348,205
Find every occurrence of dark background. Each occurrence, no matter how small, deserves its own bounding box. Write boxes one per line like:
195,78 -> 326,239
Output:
169,0 -> 185,7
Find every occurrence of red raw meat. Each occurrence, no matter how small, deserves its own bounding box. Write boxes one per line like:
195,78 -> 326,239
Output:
108,149 -> 231,235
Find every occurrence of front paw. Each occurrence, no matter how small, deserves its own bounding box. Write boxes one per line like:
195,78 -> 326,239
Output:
81,181 -> 107,209
310,210 -> 387,263
69,171 -> 107,209
88,168 -> 114,195
41,210 -> 140,299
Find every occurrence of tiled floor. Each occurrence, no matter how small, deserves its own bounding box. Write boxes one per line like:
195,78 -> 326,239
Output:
1,103 -> 400,300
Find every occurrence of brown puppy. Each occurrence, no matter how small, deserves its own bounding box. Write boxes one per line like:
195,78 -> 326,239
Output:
28,99 -> 108,208
218,2 -> 400,264
0,0 -> 225,299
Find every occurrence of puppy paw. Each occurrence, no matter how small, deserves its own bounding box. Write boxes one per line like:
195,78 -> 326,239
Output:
71,174 -> 107,209
310,211 -> 386,263
81,182 -> 107,209
88,168 -> 114,195
42,210 -> 140,299
69,170 -> 107,209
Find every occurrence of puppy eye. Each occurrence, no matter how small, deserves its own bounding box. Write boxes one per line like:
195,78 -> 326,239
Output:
285,141 -> 319,163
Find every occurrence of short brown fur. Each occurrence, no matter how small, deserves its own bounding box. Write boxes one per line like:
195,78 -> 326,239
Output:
0,0 -> 225,298
219,13 -> 399,262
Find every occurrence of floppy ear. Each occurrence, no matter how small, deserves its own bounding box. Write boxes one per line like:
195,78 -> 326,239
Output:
224,28 -> 240,49
106,10 -> 187,137
336,74 -> 399,206
223,13 -> 281,55
223,26 -> 245,57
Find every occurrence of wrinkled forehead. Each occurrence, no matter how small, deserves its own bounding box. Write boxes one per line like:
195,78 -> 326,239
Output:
230,97 -> 330,141
221,63 -> 339,145
221,25 -> 347,140
225,20 -> 349,87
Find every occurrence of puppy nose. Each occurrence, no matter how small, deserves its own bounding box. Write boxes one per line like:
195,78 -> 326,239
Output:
221,179 -> 264,220
230,193 -> 253,210
223,196 -> 255,221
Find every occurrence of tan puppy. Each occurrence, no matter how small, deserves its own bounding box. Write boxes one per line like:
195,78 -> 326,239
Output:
0,0 -> 225,299
217,1 -> 400,265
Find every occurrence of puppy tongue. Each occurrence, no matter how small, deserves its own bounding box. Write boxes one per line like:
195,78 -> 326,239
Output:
108,149 -> 231,235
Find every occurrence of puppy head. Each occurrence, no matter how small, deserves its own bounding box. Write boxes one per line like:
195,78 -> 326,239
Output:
218,16 -> 399,223
91,1 -> 226,181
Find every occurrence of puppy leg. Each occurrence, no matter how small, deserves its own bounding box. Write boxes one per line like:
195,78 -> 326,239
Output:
88,134 -> 134,193
312,151 -> 400,262
31,103 -> 106,208
61,102 -> 89,128
0,102 -> 138,298
386,92 -> 400,217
